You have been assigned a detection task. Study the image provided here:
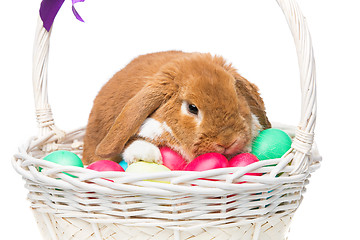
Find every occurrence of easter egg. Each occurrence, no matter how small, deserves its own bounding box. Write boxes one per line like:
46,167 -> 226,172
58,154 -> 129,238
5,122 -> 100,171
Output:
229,153 -> 261,173
87,160 -> 124,182
251,128 -> 292,160
184,153 -> 228,171
42,150 -> 83,177
160,147 -> 187,170
126,161 -> 171,183
229,153 -> 262,183
119,160 -> 128,171
87,160 -> 125,172
126,161 -> 171,173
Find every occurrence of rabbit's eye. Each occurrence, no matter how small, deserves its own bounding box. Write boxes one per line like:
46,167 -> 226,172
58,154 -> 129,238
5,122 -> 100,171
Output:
181,101 -> 201,120
188,104 -> 199,115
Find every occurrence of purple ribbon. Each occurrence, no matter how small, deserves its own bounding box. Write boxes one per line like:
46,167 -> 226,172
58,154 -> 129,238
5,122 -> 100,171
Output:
40,0 -> 85,31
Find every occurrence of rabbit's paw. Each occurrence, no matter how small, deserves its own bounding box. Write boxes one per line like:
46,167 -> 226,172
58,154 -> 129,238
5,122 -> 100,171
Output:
123,140 -> 162,165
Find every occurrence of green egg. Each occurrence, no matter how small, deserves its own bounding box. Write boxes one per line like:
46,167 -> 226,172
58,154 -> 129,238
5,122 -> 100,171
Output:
251,128 -> 292,161
40,150 -> 84,178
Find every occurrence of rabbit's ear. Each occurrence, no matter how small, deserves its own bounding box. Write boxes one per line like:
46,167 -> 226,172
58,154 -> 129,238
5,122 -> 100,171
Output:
212,56 -> 271,129
233,73 -> 271,129
95,78 -> 176,158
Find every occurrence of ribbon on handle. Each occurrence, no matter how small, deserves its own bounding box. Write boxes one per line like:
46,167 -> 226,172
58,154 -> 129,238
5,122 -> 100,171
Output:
40,0 -> 85,32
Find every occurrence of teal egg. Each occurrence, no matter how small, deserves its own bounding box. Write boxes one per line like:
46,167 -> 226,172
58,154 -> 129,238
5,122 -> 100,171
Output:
251,128 -> 292,161
41,150 -> 84,177
119,160 -> 128,171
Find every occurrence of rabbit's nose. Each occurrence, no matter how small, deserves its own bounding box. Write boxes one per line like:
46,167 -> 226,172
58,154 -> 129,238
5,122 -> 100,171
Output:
214,138 -> 246,155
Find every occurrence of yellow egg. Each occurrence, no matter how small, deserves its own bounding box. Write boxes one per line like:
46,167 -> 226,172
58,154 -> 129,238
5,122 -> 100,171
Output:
125,161 -> 171,183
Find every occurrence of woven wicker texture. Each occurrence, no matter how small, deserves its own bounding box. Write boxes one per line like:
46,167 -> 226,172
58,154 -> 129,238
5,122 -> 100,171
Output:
33,210 -> 293,240
12,0 -> 321,239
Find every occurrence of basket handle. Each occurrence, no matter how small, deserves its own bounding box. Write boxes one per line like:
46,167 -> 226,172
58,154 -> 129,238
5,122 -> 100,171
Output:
32,18 -> 66,150
32,0 -> 316,172
275,0 -> 317,174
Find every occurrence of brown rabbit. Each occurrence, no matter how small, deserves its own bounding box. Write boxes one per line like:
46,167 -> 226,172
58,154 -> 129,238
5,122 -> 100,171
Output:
82,51 -> 271,165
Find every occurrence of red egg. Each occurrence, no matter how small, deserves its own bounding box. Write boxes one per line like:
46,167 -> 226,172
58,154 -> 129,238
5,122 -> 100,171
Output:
160,147 -> 187,171
185,153 -> 228,171
87,160 -> 125,183
87,160 -> 125,172
229,153 -> 262,183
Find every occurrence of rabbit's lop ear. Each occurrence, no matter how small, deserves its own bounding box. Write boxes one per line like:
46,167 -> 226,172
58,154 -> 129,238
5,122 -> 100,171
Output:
233,72 -> 271,129
95,78 -> 176,158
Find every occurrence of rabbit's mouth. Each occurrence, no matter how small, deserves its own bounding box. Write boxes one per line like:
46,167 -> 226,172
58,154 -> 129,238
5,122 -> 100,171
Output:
213,138 -> 248,156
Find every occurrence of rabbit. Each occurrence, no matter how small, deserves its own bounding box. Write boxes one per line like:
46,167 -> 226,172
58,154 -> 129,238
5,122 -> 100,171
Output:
82,51 -> 271,165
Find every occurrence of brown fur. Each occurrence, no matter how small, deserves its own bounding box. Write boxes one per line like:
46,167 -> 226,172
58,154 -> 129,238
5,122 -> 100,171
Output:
82,51 -> 270,164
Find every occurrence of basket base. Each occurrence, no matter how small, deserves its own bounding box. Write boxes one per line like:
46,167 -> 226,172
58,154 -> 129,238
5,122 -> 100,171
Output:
33,209 -> 292,240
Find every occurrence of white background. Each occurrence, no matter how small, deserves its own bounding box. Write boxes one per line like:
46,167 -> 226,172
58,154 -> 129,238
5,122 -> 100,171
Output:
1,0 -> 359,239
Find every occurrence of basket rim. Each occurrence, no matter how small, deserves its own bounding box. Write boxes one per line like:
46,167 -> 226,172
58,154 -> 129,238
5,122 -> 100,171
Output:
13,123 -> 321,196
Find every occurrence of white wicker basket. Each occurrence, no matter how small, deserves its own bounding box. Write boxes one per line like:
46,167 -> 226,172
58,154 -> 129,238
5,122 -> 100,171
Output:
12,0 -> 321,239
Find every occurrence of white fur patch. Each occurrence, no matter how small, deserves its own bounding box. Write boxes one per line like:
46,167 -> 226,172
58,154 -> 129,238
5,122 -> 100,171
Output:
138,118 -> 173,140
162,122 -> 173,135
251,113 -> 262,138
242,113 -> 263,153
123,140 -> 162,164
138,118 -> 163,139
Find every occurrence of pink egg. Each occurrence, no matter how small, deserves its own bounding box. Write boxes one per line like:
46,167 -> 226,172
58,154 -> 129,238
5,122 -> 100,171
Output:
87,160 -> 125,172
185,153 -> 228,171
160,147 -> 187,171
229,153 -> 262,183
